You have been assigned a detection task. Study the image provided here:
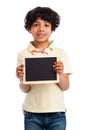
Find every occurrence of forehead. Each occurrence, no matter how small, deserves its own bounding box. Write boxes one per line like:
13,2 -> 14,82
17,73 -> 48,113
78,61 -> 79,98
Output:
34,18 -> 50,23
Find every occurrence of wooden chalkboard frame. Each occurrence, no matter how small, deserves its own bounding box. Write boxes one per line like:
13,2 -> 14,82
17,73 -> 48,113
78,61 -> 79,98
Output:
23,56 -> 59,84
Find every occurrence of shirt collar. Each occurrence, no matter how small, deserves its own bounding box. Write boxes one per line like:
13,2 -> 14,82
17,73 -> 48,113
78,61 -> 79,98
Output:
28,40 -> 56,53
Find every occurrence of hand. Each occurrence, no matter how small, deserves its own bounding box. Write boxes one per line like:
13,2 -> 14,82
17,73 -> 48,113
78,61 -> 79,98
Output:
16,64 -> 24,80
53,61 -> 64,74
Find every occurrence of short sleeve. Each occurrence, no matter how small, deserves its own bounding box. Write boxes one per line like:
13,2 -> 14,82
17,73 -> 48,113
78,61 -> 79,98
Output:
17,52 -> 24,67
59,50 -> 72,74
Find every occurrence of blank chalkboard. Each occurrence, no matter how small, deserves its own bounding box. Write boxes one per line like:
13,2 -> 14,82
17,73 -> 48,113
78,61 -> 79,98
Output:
23,57 -> 59,84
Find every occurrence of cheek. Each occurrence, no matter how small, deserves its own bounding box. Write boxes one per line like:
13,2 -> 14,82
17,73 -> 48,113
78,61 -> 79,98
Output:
30,27 -> 37,33
30,29 -> 35,34
30,30 -> 37,36
47,30 -> 52,36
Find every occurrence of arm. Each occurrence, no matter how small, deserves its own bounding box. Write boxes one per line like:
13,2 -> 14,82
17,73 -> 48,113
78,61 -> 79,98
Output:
53,61 -> 70,91
58,73 -> 69,90
16,64 -> 31,93
19,80 -> 31,93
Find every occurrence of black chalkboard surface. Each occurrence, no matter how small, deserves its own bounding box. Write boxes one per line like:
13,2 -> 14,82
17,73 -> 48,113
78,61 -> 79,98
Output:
23,57 -> 59,84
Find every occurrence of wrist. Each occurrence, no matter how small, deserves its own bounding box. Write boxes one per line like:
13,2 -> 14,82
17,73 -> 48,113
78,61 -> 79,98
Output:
19,80 -> 31,93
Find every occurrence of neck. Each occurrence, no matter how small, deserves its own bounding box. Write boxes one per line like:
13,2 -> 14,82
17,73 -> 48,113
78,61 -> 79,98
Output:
31,41 -> 50,51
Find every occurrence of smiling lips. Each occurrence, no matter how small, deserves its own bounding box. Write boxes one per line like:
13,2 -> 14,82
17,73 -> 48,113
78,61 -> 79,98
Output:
37,33 -> 46,38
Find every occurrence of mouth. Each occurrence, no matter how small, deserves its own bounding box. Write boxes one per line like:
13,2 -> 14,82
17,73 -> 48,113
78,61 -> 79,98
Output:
37,33 -> 45,38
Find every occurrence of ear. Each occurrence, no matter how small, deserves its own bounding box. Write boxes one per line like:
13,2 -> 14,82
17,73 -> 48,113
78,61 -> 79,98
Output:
28,29 -> 31,33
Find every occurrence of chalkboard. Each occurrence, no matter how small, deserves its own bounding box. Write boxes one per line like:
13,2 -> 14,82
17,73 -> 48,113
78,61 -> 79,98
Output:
23,57 -> 59,84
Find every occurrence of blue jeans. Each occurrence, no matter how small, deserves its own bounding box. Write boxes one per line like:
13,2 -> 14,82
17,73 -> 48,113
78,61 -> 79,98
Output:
23,111 -> 66,130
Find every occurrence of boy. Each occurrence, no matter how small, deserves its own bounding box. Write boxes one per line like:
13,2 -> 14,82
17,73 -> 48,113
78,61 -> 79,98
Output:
16,6 -> 72,130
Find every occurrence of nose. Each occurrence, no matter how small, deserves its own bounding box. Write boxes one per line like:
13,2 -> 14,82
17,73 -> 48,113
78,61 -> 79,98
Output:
39,25 -> 44,32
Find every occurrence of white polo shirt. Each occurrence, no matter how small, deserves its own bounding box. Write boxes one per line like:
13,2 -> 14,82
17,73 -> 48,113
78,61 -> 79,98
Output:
17,41 -> 72,113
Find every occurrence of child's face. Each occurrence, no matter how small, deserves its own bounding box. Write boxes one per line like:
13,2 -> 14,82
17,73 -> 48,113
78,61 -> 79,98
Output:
30,18 -> 52,44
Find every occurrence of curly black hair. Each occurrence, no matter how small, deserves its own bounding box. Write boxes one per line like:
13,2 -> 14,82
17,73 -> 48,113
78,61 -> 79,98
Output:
24,6 -> 60,32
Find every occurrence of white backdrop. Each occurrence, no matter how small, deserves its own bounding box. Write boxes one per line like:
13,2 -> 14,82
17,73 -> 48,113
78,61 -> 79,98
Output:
0,0 -> 87,130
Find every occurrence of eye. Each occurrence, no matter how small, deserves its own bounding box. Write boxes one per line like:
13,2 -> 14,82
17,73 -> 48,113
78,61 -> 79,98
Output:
45,23 -> 50,27
32,23 -> 39,27
45,24 -> 49,27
